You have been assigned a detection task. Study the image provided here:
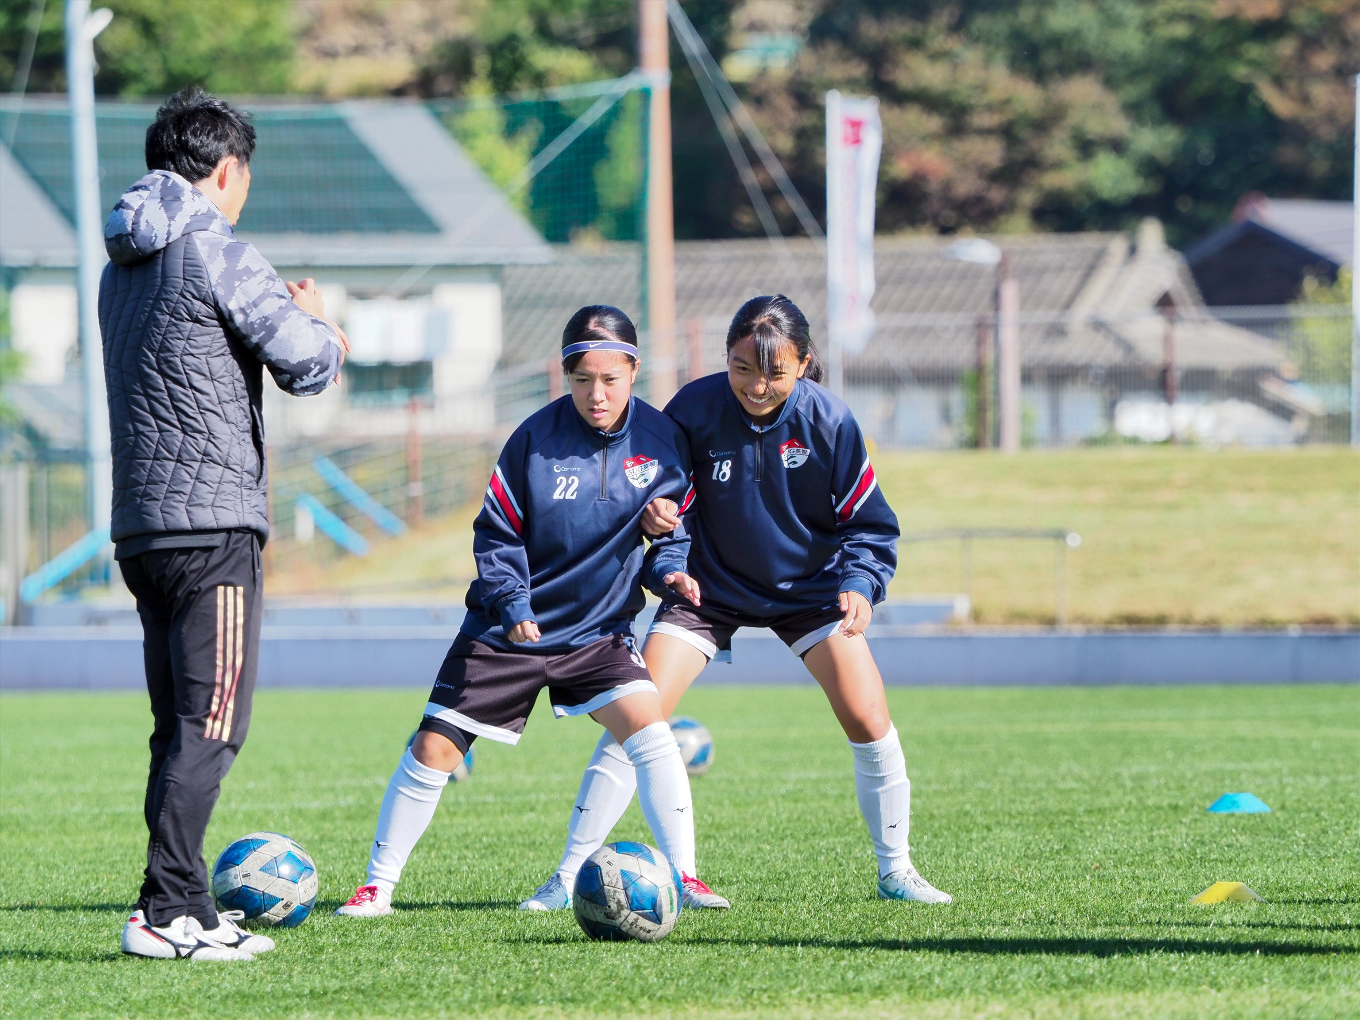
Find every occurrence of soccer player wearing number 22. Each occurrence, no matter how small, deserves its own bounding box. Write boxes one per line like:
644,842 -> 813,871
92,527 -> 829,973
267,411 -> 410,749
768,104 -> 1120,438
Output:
522,295 -> 951,911
336,305 -> 726,917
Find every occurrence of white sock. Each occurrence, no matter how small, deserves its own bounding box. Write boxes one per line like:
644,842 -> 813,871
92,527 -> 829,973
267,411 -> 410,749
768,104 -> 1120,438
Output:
366,748 -> 451,894
623,721 -> 696,877
849,724 -> 912,877
556,731 -> 638,885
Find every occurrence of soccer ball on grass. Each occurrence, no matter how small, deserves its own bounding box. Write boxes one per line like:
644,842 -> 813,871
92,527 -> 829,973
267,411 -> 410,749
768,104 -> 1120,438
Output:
572,841 -> 682,942
211,832 -> 318,927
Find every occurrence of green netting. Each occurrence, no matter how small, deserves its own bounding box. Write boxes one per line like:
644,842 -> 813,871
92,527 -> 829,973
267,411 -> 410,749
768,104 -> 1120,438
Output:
427,82 -> 648,245
0,104 -> 439,234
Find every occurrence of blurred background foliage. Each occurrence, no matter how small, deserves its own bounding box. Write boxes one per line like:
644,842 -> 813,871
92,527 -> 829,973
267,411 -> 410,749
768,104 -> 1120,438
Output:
0,0 -> 1353,245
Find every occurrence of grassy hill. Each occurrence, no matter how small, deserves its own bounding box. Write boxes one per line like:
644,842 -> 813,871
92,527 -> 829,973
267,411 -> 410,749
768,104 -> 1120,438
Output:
266,447 -> 1360,627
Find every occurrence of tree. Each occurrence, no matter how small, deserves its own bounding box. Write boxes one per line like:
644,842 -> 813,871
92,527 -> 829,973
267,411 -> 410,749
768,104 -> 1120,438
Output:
0,0 -> 295,98
742,0 -> 1356,243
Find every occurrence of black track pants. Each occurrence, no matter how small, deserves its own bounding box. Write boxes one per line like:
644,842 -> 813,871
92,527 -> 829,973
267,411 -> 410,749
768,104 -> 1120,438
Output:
119,532 -> 262,928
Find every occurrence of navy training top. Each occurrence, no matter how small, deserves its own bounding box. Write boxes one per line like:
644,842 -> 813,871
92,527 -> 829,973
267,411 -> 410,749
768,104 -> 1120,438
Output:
462,395 -> 694,652
664,373 -> 898,616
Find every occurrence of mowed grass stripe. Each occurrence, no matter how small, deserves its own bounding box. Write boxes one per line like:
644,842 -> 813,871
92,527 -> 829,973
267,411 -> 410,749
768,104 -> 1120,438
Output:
0,685 -> 1356,1019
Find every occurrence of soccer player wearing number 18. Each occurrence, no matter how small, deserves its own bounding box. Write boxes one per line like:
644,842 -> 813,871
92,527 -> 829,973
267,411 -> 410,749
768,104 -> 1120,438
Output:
336,306 -> 724,917
522,296 -> 950,910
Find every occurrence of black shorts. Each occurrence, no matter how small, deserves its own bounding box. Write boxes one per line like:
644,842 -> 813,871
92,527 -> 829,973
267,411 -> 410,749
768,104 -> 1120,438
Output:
648,601 -> 845,661
418,632 -> 655,753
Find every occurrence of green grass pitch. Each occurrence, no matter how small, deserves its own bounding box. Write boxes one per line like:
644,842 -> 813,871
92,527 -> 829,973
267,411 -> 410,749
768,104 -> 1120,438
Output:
2,684 -> 1357,1019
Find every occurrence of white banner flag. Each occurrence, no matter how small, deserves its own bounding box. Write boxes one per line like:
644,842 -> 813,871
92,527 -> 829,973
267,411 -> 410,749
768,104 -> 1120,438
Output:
825,91 -> 882,391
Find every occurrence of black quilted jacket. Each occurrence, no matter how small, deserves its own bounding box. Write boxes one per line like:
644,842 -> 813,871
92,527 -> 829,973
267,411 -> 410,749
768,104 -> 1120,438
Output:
99,171 -> 342,543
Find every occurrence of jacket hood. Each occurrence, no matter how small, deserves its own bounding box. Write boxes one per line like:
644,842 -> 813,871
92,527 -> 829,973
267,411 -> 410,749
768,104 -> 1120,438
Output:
104,170 -> 234,266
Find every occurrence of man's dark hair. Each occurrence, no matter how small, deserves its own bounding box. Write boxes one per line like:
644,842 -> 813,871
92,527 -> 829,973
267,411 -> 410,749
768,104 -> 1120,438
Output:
145,86 -> 256,182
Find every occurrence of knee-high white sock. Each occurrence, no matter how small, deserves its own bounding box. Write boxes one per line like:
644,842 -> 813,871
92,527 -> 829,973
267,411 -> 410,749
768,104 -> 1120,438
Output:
366,749 -> 451,894
623,721 -> 696,878
849,725 -> 912,877
556,731 -> 638,885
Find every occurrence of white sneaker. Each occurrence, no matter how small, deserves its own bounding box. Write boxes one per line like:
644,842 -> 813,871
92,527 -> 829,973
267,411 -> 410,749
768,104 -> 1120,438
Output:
121,910 -> 254,961
334,884 -> 393,918
519,873 -> 572,911
681,874 -> 730,910
210,910 -> 276,953
878,866 -> 953,904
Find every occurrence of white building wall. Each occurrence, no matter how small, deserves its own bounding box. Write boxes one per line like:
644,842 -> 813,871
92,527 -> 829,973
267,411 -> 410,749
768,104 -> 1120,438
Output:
10,284 -> 78,385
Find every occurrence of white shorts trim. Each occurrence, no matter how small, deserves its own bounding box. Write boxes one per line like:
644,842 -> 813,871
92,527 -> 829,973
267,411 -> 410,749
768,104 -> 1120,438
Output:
789,621 -> 843,658
647,620 -> 718,660
423,702 -> 522,746
553,678 -> 658,719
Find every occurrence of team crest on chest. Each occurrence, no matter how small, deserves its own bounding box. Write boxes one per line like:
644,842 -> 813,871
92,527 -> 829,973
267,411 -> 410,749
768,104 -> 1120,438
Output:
780,439 -> 810,469
623,454 -> 659,488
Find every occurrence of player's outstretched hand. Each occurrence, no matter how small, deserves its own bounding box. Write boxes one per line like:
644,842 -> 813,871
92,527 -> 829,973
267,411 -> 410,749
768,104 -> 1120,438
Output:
508,620 -> 541,643
641,497 -> 681,536
664,572 -> 701,606
837,590 -> 872,638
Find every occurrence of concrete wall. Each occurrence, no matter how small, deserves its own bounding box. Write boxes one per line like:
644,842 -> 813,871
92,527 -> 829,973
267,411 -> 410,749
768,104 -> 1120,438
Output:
3,626 -> 1355,690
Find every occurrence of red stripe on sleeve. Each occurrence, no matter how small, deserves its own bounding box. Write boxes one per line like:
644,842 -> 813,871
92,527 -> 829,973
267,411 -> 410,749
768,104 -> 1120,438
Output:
678,482 -> 696,514
488,472 -> 523,535
837,464 -> 876,523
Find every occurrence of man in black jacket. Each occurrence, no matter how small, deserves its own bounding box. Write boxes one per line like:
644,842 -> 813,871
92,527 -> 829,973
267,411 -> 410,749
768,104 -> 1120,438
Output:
100,87 -> 346,961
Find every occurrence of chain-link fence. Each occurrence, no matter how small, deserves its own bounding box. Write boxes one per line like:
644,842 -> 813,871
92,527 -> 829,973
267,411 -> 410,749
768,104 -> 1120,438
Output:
676,305 -> 1352,449
0,77 -> 1355,610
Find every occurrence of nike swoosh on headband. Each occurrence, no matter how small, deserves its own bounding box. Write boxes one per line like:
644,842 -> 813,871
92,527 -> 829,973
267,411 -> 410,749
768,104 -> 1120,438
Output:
561,339 -> 638,358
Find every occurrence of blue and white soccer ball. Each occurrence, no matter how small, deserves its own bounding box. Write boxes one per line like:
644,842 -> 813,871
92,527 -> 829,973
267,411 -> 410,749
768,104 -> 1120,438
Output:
211,832 -> 318,928
669,716 -> 714,776
573,841 -> 683,942
407,731 -> 475,781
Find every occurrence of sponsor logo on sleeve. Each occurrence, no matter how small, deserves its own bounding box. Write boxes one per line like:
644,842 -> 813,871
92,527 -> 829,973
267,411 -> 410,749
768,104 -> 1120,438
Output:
623,454 -> 659,488
780,439 -> 811,469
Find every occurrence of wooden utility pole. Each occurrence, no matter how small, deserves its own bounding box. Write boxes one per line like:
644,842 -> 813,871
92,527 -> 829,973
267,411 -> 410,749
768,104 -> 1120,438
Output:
639,0 -> 677,405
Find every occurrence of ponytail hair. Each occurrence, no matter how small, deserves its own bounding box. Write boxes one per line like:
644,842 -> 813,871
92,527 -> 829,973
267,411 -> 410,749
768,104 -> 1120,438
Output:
725,294 -> 824,383
561,304 -> 639,372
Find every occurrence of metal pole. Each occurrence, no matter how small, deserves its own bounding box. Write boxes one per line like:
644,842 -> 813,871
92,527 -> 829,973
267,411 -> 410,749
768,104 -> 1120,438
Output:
997,253 -> 1021,452
639,0 -> 677,407
975,312 -> 991,448
406,398 -> 423,527
824,89 -> 844,396
65,0 -> 113,537
1054,536 -> 1067,628
962,533 -> 973,612
0,463 -> 30,624
1351,74 -> 1359,447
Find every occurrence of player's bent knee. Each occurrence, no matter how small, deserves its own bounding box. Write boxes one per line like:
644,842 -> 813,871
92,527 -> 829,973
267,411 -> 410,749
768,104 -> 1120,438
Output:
593,690 -> 665,743
411,730 -> 463,773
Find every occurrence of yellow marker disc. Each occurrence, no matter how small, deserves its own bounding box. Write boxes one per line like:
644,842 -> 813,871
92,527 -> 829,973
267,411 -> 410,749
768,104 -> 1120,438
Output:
1190,881 -> 1263,904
